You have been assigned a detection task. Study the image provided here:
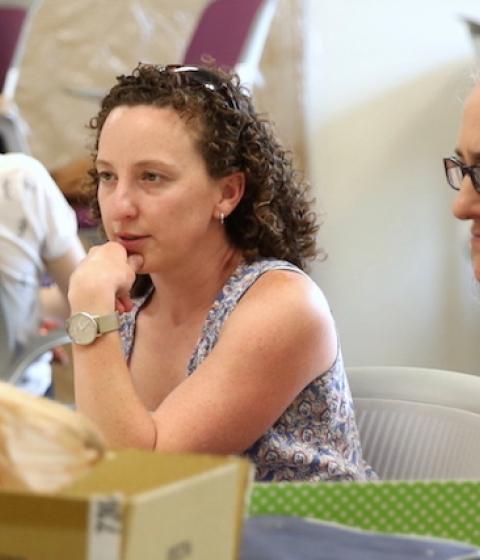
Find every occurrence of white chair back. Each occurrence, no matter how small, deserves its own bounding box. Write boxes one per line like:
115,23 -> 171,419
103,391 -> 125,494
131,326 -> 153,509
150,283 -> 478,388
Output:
348,366 -> 480,480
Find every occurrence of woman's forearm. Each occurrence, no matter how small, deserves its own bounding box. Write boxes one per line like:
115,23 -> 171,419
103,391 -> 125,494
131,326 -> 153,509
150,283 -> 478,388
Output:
72,333 -> 156,449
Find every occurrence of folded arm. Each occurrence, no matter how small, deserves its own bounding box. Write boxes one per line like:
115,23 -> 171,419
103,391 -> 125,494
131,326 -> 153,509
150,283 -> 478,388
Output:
69,244 -> 337,453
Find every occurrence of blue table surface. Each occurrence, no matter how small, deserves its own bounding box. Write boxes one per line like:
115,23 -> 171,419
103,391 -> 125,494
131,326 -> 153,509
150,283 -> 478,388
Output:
240,516 -> 480,560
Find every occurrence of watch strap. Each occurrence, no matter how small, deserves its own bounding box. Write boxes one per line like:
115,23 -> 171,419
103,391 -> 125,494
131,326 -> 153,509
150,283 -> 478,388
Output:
96,312 -> 120,335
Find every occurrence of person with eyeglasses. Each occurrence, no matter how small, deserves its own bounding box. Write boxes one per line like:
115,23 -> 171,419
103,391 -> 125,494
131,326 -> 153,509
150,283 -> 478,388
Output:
444,84 -> 480,281
66,63 -> 376,482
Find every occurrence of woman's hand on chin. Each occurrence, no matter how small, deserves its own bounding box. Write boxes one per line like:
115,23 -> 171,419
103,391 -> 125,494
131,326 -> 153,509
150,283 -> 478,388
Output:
68,241 -> 144,314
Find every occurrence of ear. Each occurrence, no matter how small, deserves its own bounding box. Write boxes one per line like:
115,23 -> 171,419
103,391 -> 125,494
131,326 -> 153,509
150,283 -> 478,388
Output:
215,172 -> 245,218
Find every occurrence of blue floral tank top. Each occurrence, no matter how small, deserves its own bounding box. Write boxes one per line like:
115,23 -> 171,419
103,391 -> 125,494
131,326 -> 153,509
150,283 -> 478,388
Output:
119,258 -> 377,482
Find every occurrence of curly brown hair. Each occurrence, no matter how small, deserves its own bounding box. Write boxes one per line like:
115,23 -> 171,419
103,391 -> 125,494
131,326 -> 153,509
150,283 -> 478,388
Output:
87,63 -> 320,272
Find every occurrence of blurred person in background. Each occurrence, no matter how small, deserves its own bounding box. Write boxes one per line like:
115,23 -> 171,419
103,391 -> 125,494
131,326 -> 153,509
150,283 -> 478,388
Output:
0,153 -> 85,396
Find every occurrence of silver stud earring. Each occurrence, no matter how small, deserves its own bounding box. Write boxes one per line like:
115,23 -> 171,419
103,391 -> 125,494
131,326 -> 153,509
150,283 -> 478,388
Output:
219,212 -> 225,225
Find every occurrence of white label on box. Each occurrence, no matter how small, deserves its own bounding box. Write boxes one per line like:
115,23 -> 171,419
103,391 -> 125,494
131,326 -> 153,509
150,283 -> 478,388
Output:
87,495 -> 123,560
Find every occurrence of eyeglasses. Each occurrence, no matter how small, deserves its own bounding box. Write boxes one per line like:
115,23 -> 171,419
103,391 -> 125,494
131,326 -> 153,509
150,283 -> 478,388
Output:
443,157 -> 480,194
163,64 -> 240,111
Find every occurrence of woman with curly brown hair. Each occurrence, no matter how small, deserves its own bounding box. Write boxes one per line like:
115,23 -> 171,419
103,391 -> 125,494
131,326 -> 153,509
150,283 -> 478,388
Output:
66,63 -> 375,481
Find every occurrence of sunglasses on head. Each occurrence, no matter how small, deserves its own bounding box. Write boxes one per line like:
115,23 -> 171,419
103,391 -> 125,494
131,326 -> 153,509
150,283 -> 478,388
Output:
163,64 -> 240,111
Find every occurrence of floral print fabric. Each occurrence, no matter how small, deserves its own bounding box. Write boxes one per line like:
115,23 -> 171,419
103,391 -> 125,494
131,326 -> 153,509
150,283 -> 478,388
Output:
119,258 -> 376,482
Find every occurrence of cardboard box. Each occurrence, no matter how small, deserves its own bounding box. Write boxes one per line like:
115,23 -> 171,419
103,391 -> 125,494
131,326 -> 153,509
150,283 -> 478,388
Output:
0,449 -> 252,560
248,479 -> 480,547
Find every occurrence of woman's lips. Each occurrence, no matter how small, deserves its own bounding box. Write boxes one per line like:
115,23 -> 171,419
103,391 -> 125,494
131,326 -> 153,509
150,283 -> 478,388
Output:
116,234 -> 150,252
470,227 -> 480,251
471,236 -> 480,250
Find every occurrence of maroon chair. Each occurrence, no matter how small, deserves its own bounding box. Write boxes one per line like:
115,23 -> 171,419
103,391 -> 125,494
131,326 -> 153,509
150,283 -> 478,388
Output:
0,0 -> 41,153
182,0 -> 278,88
0,7 -> 25,96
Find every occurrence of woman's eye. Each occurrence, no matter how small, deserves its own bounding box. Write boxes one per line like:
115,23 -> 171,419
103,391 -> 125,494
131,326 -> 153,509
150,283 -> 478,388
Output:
142,171 -> 164,182
97,171 -> 115,183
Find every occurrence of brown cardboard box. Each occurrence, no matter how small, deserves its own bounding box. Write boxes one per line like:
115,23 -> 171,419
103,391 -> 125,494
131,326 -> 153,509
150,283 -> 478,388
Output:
0,450 -> 252,560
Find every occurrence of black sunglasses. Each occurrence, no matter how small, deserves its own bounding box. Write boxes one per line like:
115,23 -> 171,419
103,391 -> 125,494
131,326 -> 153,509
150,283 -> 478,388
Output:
164,64 -> 240,111
444,157 -> 480,194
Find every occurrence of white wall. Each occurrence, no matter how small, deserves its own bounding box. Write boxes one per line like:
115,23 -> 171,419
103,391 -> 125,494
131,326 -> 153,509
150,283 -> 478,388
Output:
303,0 -> 480,373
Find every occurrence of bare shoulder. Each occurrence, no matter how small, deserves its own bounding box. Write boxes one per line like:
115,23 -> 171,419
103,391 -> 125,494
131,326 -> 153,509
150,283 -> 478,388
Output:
242,268 -> 333,330
219,267 -> 337,377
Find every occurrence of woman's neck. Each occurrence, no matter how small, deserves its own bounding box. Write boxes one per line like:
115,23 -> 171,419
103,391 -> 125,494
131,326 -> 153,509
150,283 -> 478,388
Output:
146,246 -> 244,326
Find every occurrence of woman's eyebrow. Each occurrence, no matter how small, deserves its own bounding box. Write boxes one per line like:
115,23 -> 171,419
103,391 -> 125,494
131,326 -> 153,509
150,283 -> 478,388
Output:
454,148 -> 480,163
133,159 -> 177,170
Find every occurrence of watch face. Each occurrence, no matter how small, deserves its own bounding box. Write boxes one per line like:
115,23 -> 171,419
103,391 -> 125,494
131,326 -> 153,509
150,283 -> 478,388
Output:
67,313 -> 98,345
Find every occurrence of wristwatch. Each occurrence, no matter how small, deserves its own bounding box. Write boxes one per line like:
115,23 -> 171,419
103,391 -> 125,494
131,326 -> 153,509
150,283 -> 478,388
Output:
66,312 -> 120,346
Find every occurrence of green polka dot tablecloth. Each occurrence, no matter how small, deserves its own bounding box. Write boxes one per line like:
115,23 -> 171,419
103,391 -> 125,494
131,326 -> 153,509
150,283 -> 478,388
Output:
248,480 -> 480,546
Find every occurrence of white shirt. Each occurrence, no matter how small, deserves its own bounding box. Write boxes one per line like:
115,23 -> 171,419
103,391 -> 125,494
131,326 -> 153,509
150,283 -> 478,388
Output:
0,153 -> 79,394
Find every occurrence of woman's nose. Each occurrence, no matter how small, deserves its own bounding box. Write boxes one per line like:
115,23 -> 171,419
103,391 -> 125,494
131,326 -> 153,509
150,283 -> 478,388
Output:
452,174 -> 480,220
110,181 -> 138,219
